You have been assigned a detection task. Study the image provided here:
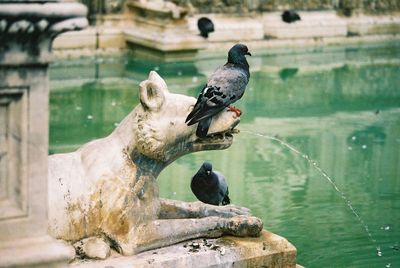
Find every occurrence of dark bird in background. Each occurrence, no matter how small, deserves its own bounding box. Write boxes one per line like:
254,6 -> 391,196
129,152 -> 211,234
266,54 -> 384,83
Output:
197,17 -> 214,38
279,68 -> 298,81
281,10 -> 301,23
191,162 -> 230,206
185,43 -> 251,138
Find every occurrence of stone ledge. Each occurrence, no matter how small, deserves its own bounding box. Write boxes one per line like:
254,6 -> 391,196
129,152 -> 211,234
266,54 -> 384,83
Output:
188,14 -> 265,42
346,14 -> 400,35
71,230 -> 297,268
263,11 -> 347,39
0,235 -> 74,268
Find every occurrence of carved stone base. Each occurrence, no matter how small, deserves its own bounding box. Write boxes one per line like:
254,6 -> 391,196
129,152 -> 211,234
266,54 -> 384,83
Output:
0,235 -> 74,268
71,230 -> 298,267
124,0 -> 204,61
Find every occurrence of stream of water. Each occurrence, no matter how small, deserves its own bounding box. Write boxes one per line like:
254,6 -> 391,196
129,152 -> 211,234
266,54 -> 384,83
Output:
241,130 -> 380,249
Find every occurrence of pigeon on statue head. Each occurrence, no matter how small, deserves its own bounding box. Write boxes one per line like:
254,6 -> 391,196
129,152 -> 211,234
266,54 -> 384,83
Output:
185,43 -> 251,138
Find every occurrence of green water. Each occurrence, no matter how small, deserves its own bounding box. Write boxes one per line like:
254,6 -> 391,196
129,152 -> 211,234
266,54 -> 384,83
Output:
49,46 -> 400,267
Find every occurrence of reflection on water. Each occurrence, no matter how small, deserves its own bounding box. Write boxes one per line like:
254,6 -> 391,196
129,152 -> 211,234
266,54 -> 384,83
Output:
50,46 -> 400,267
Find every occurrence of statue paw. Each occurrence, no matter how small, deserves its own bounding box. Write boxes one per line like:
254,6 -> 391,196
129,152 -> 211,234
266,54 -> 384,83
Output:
225,216 -> 263,237
73,236 -> 111,260
207,204 -> 251,218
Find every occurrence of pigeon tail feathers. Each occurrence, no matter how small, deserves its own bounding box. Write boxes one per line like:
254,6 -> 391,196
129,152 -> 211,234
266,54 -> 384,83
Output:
221,190 -> 230,205
196,117 -> 212,138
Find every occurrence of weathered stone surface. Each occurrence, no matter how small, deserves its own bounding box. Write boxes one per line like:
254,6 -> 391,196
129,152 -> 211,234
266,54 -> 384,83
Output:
340,0 -> 400,15
263,11 -> 347,39
259,0 -> 335,11
71,230 -> 297,267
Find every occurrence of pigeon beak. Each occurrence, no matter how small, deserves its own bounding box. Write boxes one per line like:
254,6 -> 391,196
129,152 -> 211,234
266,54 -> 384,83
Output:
246,52 -> 252,56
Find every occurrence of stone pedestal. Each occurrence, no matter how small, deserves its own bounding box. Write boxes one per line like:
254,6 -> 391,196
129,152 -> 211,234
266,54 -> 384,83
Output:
71,231 -> 298,268
0,2 -> 87,267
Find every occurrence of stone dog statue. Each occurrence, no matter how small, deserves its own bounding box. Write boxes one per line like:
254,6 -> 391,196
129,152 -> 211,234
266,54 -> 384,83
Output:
48,71 -> 263,258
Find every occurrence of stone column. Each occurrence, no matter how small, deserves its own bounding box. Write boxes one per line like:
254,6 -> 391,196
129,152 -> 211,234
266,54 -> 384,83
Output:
0,2 -> 87,267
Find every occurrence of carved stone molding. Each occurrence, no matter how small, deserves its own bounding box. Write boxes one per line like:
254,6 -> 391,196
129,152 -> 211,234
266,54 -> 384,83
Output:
0,2 -> 88,65
0,88 -> 28,220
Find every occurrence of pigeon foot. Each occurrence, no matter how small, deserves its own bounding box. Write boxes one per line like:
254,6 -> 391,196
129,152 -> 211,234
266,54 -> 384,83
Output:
228,106 -> 242,117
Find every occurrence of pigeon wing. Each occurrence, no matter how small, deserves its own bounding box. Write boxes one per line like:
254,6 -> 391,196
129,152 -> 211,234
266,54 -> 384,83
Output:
186,65 -> 248,125
207,64 -> 249,104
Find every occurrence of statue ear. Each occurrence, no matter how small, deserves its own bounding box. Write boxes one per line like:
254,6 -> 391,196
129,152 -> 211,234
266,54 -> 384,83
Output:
139,81 -> 165,111
139,72 -> 167,111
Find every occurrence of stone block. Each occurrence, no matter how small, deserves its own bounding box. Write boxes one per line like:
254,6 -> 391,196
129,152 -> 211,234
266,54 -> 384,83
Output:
71,230 -> 297,268
263,11 -> 347,39
347,15 -> 400,36
53,29 -> 97,50
124,0 -> 204,57
188,14 -> 265,42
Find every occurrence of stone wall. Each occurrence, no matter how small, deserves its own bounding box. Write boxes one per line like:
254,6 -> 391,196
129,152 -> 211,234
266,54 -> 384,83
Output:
78,0 -> 400,18
339,0 -> 400,15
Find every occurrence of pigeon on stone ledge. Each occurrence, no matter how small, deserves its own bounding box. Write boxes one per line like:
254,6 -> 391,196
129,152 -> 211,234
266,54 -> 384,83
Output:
191,162 -> 230,206
185,43 -> 251,138
281,10 -> 301,23
197,17 -> 214,38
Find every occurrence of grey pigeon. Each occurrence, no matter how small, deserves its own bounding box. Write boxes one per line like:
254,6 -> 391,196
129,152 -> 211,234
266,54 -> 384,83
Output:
197,17 -> 214,38
185,43 -> 251,138
190,162 -> 230,206
281,10 -> 301,23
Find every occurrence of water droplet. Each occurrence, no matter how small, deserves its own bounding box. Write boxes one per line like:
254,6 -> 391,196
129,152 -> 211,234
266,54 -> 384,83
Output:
173,192 -> 177,195
111,101 -> 116,107
384,226 -> 390,231
75,106 -> 82,110
352,136 -> 356,140
192,76 -> 198,83
376,246 -> 382,257
386,263 -> 391,268
348,146 -> 352,150
87,115 -> 93,120
114,122 -> 119,127
154,66 -> 160,71
177,71 -> 182,76
362,145 -> 367,149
